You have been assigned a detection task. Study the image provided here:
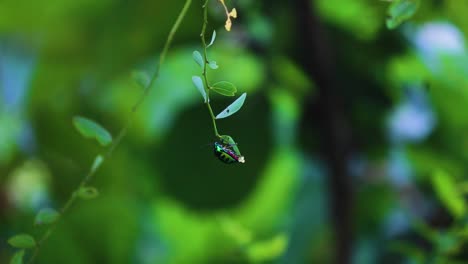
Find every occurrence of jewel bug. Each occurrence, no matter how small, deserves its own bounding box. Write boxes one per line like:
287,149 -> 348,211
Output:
214,142 -> 245,164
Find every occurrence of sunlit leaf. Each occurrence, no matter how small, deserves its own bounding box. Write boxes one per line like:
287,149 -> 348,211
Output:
246,233 -> 288,263
192,50 -> 204,69
192,76 -> 208,103
35,208 -> 60,225
212,81 -> 236,96
207,30 -> 217,48
8,234 -> 36,249
216,93 -> 246,119
10,250 -> 25,264
73,116 -> 113,146
386,0 -> 420,30
208,61 -> 219,70
432,169 -> 465,218
76,186 -> 99,200
91,155 -> 104,174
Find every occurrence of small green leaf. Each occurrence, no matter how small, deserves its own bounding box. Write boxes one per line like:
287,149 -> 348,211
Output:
386,0 -> 419,30
76,186 -> 99,200
208,61 -> 219,70
131,70 -> 150,88
192,50 -> 204,69
219,135 -> 241,156
212,81 -> 237,96
432,169 -> 465,218
192,76 -> 208,103
91,155 -> 104,174
10,250 -> 25,264
73,116 -> 113,146
216,93 -> 247,119
35,208 -> 60,225
207,30 -> 217,48
8,234 -> 36,249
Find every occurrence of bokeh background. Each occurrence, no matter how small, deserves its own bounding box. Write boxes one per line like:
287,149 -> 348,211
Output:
2,0 -> 468,263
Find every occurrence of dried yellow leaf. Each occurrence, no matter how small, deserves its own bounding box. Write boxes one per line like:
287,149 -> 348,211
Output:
229,8 -> 237,18
225,19 -> 232,31
218,0 -> 237,31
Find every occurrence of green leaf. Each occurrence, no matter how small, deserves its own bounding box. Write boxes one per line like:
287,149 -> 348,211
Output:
192,76 -> 208,103
192,50 -> 204,69
76,186 -> 99,200
34,208 -> 60,226
90,155 -> 104,174
208,61 -> 219,70
131,70 -> 150,88
220,135 -> 241,156
73,116 -> 113,146
207,30 -> 216,48
10,250 -> 25,264
432,169 -> 466,218
212,81 -> 237,96
386,0 -> 419,30
216,93 -> 247,119
8,234 -> 36,249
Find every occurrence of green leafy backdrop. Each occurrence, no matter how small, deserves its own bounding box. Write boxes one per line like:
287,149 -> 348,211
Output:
3,0 -> 468,263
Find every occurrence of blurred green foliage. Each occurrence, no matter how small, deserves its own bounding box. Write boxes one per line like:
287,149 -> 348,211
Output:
3,0 -> 468,263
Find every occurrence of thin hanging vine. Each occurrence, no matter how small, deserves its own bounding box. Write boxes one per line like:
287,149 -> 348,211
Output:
192,0 -> 246,164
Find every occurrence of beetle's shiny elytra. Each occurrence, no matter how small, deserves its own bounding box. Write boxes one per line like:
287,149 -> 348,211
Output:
214,142 -> 245,164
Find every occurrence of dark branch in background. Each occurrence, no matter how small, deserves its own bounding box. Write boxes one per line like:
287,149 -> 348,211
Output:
294,0 -> 353,263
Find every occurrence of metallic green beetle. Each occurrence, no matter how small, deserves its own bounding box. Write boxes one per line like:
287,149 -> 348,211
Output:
214,142 -> 245,164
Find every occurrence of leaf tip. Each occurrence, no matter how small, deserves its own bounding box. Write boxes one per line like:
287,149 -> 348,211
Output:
229,8 -> 237,18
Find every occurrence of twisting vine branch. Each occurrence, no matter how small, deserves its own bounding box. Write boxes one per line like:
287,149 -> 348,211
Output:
25,0 -> 193,262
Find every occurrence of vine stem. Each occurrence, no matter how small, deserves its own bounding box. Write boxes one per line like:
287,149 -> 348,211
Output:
26,0 -> 192,262
200,0 -> 221,138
